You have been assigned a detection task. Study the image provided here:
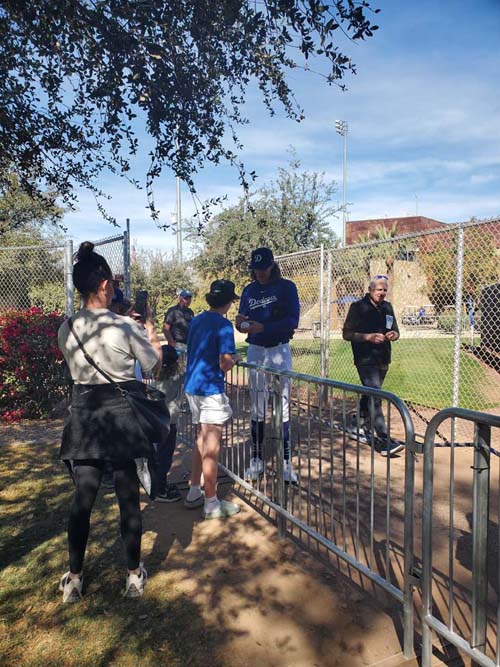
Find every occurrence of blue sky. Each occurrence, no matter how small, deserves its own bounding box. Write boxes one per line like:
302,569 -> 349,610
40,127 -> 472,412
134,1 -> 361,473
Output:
64,0 -> 500,255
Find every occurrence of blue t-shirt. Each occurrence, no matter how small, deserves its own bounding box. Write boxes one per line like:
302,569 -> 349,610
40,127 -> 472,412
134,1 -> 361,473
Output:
184,311 -> 236,396
238,278 -> 300,347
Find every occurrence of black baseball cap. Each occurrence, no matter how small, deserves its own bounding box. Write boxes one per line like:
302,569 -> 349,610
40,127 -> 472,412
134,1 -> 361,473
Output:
208,279 -> 239,301
249,247 -> 274,270
161,344 -> 178,366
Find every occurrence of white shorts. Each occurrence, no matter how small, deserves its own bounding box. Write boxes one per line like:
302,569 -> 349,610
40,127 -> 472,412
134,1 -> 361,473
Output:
186,393 -> 233,425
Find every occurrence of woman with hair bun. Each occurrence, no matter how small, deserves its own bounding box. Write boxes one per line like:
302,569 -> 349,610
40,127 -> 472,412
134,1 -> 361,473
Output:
57,242 -> 162,602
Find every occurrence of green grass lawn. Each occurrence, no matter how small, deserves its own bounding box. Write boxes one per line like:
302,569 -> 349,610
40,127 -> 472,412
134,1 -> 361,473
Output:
237,338 -> 499,411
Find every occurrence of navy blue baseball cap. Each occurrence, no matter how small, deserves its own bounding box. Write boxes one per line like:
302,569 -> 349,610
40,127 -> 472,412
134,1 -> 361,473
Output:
249,247 -> 274,270
179,289 -> 193,298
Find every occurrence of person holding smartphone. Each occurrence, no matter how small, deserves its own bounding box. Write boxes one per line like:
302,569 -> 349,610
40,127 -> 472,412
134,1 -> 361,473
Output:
342,275 -> 403,457
58,242 -> 162,602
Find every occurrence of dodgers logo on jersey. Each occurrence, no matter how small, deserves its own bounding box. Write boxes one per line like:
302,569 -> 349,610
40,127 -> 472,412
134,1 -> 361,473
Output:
248,295 -> 278,310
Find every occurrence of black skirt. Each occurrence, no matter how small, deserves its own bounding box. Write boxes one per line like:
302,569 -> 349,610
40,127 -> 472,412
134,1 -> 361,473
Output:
60,381 -> 152,464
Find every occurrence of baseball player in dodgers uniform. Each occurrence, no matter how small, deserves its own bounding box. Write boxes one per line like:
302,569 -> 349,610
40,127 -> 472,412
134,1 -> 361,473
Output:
236,247 -> 300,483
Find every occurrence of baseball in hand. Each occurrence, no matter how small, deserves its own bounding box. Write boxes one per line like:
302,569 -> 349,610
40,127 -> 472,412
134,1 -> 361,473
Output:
240,321 -> 250,331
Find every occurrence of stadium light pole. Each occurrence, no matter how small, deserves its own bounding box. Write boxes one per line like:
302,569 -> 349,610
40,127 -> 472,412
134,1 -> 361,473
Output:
335,120 -> 348,247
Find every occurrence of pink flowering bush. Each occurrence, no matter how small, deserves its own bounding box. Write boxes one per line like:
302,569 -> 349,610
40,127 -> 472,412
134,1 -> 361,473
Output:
0,307 -> 67,422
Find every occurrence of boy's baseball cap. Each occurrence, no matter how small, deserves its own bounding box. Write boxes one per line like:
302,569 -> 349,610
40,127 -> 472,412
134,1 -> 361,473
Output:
179,289 -> 193,298
208,279 -> 239,301
249,247 -> 274,270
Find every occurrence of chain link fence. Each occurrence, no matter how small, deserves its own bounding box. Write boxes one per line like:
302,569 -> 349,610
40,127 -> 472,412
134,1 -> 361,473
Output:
276,217 -> 500,439
0,228 -> 130,316
275,247 -> 326,376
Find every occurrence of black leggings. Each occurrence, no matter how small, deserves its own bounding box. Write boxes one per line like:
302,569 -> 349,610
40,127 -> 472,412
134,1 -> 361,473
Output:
68,460 -> 142,573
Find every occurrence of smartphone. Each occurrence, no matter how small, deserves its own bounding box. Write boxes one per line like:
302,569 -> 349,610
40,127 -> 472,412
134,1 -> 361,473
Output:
135,290 -> 148,320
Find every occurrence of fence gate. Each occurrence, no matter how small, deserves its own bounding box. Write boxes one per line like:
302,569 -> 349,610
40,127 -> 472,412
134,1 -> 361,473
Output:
421,408 -> 500,667
0,222 -> 130,316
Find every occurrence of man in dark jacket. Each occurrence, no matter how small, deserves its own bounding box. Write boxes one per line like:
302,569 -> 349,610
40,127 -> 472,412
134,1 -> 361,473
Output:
342,275 -> 403,456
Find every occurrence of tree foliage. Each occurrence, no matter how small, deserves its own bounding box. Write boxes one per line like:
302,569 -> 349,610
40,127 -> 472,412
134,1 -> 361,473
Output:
0,173 -> 63,237
0,0 -> 379,225
419,227 -> 499,311
192,157 -> 340,285
131,248 -> 195,317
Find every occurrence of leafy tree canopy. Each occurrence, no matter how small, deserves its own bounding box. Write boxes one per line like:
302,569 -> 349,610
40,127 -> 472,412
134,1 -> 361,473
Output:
420,227 -> 499,310
131,247 -> 195,317
192,154 -> 340,285
0,0 -> 379,225
0,173 -> 63,238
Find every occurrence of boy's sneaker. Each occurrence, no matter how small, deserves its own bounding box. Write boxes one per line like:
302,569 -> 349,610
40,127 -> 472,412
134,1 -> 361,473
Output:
59,572 -> 83,603
379,439 -> 405,457
124,563 -> 147,598
283,460 -> 298,484
245,457 -> 264,481
203,499 -> 241,520
155,483 -> 182,503
184,490 -> 205,509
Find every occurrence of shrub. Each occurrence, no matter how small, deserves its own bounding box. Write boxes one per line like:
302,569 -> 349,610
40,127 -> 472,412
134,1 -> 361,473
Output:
438,311 -> 468,333
0,307 -> 67,421
29,282 -> 67,313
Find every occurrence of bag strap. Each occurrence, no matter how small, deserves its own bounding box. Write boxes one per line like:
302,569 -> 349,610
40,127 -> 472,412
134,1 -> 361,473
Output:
67,317 -> 128,395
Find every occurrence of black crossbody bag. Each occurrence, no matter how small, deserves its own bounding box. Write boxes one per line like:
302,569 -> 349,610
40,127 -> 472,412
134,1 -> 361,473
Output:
67,318 -> 170,444
67,318 -> 170,499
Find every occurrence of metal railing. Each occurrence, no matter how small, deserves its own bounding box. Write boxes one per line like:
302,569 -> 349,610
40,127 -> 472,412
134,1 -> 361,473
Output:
177,360 -> 417,658
421,408 -> 500,667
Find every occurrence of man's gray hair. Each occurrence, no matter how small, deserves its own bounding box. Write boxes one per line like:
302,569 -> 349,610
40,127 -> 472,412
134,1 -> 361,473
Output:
368,275 -> 389,290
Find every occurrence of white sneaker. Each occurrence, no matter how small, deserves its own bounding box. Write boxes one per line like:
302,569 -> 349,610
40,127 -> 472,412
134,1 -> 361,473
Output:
283,460 -> 298,485
59,572 -> 83,603
245,457 -> 264,481
124,563 -> 148,598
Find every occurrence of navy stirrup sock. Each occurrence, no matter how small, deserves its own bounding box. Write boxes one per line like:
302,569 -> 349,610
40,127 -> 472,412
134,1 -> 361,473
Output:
283,421 -> 290,461
251,420 -> 264,459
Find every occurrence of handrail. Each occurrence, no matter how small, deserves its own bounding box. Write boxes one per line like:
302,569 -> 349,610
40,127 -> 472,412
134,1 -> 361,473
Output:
237,360 -> 416,452
421,406 -> 500,667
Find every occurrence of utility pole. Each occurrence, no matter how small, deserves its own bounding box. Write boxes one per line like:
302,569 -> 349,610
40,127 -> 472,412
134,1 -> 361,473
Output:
175,134 -> 183,263
176,174 -> 182,262
335,120 -> 348,247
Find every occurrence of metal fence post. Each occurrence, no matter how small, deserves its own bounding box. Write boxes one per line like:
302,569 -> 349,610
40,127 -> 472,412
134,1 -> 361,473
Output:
421,420 -> 435,667
64,239 -> 74,317
403,428 -> 417,658
452,225 -> 465,407
325,249 -> 332,378
471,422 -> 491,664
319,243 -> 325,377
272,373 -> 285,538
123,218 -> 131,300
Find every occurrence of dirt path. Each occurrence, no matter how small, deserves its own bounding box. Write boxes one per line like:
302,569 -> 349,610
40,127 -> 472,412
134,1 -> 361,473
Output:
0,420 -> 460,667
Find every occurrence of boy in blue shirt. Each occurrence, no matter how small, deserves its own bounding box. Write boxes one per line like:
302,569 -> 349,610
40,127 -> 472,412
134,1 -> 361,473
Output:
236,247 -> 300,483
184,280 -> 242,519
